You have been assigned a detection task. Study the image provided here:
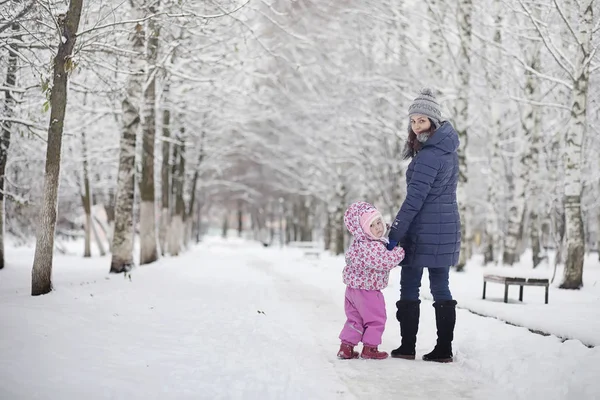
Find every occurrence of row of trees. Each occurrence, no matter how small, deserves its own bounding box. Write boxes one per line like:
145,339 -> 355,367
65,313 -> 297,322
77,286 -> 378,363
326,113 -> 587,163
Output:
1,0 -> 598,294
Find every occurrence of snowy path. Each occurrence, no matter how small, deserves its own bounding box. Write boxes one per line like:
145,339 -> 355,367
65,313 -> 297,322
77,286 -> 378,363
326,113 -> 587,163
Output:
243,251 -> 503,400
1,238 -> 598,399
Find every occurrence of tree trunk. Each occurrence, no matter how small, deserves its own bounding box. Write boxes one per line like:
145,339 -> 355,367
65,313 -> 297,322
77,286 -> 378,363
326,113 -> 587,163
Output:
292,202 -> 300,242
195,199 -> 203,243
389,138 -> 405,219
483,90 -> 502,266
426,0 -> 445,81
334,212 -> 345,256
286,214 -> 293,244
597,210 -> 600,262
237,200 -> 243,238
560,1 -> 592,290
104,189 -> 115,251
323,208 -> 332,251
83,212 -> 92,257
81,164 -> 92,257
184,215 -> 193,249
527,73 -> 544,268
279,200 -> 285,247
554,210 -> 566,268
483,241 -> 494,265
530,210 -> 543,268
159,91 -> 171,255
299,199 -> 312,241
221,213 -> 228,238
521,8 -> 544,268
168,127 -> 185,256
186,130 -> 205,247
105,189 -> 115,224
269,203 -> 275,245
0,19 -> 20,270
139,3 -> 160,265
330,181 -> 346,255
454,0 -> 473,272
503,62 -> 536,265
31,0 -> 83,295
503,179 -> 526,265
110,8 -> 145,274
90,209 -> 106,256
81,126 -> 92,258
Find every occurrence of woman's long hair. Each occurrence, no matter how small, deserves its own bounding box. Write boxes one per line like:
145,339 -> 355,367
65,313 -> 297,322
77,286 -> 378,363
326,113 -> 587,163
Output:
402,118 -> 437,160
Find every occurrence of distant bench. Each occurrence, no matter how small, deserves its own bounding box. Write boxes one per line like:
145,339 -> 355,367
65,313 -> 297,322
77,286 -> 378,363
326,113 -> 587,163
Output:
288,241 -> 322,258
483,274 -> 549,304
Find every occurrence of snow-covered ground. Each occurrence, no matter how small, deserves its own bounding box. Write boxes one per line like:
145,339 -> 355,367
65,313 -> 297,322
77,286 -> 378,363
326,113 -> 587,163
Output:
445,251 -> 600,347
1,237 -> 599,399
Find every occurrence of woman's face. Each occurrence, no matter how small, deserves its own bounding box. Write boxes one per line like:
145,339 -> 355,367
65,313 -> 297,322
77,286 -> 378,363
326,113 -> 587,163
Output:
410,114 -> 431,134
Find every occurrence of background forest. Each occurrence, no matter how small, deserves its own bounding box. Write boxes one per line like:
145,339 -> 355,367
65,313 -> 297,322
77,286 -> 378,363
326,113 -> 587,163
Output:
1,0 -> 599,293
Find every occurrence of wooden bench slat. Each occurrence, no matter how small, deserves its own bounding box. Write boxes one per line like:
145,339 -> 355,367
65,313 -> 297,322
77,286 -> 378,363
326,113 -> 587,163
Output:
484,275 -> 526,283
527,278 -> 549,284
521,281 -> 550,287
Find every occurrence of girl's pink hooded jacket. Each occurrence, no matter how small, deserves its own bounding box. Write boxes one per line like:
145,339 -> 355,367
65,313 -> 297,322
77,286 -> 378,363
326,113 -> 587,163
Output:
343,202 -> 405,290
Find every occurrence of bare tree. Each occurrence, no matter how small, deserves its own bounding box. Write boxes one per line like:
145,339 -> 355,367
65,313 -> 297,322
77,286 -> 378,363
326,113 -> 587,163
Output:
81,118 -> 93,257
0,16 -> 21,270
159,84 -> 171,255
482,0 -> 506,265
502,7 -> 543,266
454,0 -> 474,272
31,0 -> 83,295
558,0 -> 593,289
168,124 -> 185,255
110,3 -> 146,273
139,0 -> 161,265
186,129 -> 206,246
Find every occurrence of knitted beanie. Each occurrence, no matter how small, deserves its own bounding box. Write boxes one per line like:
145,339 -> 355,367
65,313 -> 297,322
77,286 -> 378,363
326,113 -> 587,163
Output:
408,88 -> 442,129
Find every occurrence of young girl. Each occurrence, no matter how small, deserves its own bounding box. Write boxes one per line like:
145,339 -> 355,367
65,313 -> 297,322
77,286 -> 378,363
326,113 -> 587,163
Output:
337,201 -> 405,360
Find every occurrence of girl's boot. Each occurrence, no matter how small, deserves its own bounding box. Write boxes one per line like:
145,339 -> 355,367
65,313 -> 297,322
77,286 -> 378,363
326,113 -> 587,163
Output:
361,345 -> 388,360
337,342 -> 359,359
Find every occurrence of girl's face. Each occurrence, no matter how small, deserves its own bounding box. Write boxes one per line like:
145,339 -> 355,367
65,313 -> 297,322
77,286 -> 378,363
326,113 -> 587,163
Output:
410,114 -> 431,134
369,218 -> 385,239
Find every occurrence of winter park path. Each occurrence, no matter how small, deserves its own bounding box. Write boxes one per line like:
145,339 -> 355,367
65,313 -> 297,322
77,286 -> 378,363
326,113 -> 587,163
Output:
0,238 -> 599,400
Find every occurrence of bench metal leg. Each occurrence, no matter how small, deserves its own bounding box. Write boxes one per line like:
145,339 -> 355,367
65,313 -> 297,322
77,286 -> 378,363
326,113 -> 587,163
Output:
519,285 -> 523,302
504,283 -> 509,303
545,286 -> 549,304
482,281 -> 487,299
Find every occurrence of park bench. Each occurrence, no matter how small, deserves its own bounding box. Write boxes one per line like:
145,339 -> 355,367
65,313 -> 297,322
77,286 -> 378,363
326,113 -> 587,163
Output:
482,274 -> 549,304
288,241 -> 322,258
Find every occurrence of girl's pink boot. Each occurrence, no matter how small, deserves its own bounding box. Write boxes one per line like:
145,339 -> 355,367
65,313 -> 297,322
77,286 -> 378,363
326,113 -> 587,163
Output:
361,345 -> 389,360
337,343 -> 359,359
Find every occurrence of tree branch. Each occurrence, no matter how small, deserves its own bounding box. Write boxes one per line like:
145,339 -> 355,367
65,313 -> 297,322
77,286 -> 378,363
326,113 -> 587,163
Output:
77,1 -> 251,37
0,0 -> 35,35
470,26 -> 573,90
517,0 -> 575,77
0,117 -> 46,131
553,0 -> 580,45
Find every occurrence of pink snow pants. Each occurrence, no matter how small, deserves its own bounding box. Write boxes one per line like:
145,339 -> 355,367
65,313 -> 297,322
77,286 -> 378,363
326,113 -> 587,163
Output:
339,287 -> 387,347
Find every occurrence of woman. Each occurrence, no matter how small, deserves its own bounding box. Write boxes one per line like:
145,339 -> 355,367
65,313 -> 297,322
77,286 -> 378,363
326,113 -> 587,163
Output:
386,88 -> 461,363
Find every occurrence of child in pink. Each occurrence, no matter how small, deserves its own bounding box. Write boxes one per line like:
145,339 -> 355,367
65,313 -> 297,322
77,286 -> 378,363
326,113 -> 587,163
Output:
338,201 -> 405,360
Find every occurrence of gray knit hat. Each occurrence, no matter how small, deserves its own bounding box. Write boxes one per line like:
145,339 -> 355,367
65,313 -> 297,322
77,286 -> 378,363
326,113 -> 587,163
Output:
408,88 -> 442,128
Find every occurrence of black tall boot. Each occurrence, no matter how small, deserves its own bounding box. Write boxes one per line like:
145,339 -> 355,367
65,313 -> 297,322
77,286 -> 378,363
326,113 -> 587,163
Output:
390,300 -> 420,360
423,300 -> 457,363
